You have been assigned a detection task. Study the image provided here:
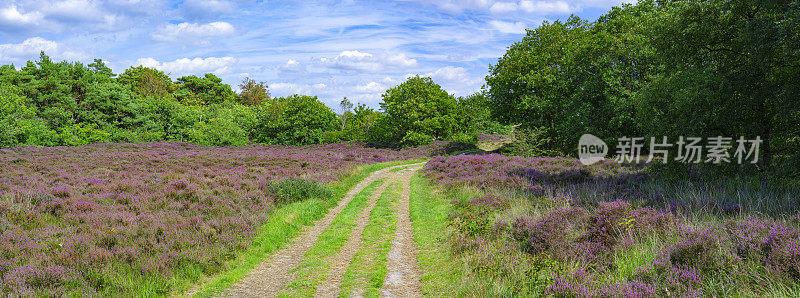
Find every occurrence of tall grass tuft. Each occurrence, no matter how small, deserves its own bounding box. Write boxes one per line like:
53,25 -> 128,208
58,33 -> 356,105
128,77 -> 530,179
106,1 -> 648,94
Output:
268,178 -> 333,204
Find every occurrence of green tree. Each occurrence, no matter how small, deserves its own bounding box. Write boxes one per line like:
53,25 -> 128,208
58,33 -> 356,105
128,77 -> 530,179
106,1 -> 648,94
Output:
118,66 -> 175,99
636,0 -> 800,169
339,97 -> 353,131
252,94 -> 337,145
334,103 -> 383,143
486,2 -> 657,155
456,92 -> 510,136
378,75 -> 458,146
237,77 -> 270,106
0,84 -> 57,147
88,59 -> 114,80
175,73 -> 236,105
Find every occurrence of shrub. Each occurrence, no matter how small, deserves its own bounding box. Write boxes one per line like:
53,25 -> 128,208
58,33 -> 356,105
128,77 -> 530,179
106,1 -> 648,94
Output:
728,216 -> 800,278
0,85 -> 57,147
583,201 -> 676,247
662,229 -> 737,274
497,127 -> 560,158
379,76 -> 459,146
187,117 -> 249,146
268,178 -> 332,204
511,207 -> 588,257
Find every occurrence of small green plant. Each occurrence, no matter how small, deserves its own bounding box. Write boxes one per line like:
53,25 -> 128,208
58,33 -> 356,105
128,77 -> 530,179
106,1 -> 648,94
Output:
269,178 -> 333,204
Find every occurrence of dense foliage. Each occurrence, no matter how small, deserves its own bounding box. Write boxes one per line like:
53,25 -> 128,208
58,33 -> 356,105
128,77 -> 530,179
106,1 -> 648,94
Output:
0,54 -> 502,148
376,76 -> 460,146
486,0 -> 799,173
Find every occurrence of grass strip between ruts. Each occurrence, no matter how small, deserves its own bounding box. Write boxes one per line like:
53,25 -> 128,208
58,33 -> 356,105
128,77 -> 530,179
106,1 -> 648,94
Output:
277,179 -> 384,297
338,181 -> 402,297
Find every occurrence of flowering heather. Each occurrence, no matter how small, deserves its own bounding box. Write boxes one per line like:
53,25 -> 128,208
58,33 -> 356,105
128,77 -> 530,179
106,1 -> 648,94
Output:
466,195 -> 509,211
429,154 -> 800,296
583,201 -> 677,248
450,195 -> 511,237
727,216 -> 800,277
511,207 -> 588,257
0,142 -> 436,295
423,154 -> 637,189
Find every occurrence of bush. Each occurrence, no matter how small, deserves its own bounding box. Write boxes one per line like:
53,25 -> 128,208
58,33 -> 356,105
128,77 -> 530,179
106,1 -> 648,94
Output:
0,85 -> 57,147
379,76 -> 459,146
400,130 -> 434,147
188,117 -> 249,146
497,127 -> 560,157
268,178 -> 332,204
252,95 -> 337,145
449,132 -> 476,144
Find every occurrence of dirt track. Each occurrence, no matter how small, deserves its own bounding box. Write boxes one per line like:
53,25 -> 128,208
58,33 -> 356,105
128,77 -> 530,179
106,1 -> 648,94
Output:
218,163 -> 424,297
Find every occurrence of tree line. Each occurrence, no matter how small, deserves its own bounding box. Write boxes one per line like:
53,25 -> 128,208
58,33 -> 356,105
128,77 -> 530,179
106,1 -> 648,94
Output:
486,0 -> 799,174
0,53 -> 505,148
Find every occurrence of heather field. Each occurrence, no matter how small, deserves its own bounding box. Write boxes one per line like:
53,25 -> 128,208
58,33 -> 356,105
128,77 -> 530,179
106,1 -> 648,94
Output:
418,154 -> 800,296
1,0 -> 797,296
0,142 -> 436,296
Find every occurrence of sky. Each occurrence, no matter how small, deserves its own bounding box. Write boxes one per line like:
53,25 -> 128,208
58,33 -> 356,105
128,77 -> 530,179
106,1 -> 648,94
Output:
0,0 -> 633,109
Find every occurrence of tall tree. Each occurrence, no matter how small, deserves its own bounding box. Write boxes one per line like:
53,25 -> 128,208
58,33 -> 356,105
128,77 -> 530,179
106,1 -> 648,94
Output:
486,2 -> 657,154
379,75 -> 458,146
339,97 -> 353,131
175,73 -> 236,106
637,0 -> 800,169
237,77 -> 270,106
118,66 -> 175,99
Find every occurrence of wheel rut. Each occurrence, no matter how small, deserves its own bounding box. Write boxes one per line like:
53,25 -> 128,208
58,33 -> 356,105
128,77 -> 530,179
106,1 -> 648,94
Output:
218,163 -> 425,298
380,167 -> 423,297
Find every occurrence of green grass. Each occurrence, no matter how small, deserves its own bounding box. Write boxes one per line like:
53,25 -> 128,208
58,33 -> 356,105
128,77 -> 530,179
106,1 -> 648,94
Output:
339,182 -> 402,297
408,172 -> 461,296
180,158 -> 426,297
278,179 -> 384,297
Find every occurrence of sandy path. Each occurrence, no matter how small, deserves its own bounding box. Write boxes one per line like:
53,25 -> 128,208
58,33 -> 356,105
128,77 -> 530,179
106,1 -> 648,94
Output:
314,164 -> 424,297
313,179 -> 389,297
380,166 -> 423,297
218,164 -> 412,297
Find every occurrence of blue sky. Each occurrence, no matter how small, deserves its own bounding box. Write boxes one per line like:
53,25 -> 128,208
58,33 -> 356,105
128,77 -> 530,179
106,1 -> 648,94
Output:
0,0 -> 632,109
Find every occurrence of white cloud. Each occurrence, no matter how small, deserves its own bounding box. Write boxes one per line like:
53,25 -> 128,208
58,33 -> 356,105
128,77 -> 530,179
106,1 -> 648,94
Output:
0,5 -> 42,28
43,0 -> 105,22
354,81 -> 384,93
384,53 -> 418,68
320,50 -> 418,72
518,1 -> 572,14
406,0 -> 494,13
152,22 -> 235,45
427,66 -> 471,82
280,59 -> 305,72
134,56 -> 237,76
404,0 -> 625,15
489,20 -> 526,34
103,0 -> 165,17
271,82 -> 312,95
489,2 -> 518,14
0,37 -> 86,62
425,66 -> 482,96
